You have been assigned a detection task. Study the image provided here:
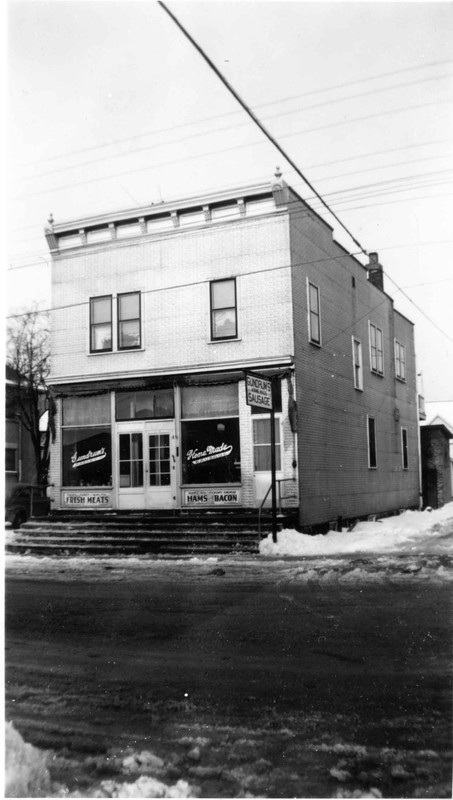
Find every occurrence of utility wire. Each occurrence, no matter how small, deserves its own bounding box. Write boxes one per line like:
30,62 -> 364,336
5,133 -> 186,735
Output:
16,72 -> 453,183
15,58 -> 453,171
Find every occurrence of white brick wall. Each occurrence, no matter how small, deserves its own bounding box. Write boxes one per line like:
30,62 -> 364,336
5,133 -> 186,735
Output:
50,214 -> 293,383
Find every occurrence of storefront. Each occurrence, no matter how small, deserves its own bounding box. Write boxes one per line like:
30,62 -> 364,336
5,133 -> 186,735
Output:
54,371 -> 296,512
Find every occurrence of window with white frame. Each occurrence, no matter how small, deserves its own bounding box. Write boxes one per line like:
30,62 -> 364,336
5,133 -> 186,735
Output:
352,337 -> 363,390
308,281 -> 321,345
253,418 -> 282,471
401,427 -> 409,469
395,340 -> 406,381
367,416 -> 377,468
210,278 -> 237,340
369,322 -> 384,375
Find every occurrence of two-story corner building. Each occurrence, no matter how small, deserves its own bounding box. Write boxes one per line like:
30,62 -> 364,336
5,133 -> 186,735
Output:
44,172 -> 420,530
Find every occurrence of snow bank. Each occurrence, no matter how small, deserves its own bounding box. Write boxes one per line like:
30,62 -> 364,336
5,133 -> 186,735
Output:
5,722 -> 51,797
259,503 -> 453,556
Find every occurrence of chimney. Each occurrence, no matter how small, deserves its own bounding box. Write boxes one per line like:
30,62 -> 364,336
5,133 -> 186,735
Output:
367,252 -> 384,292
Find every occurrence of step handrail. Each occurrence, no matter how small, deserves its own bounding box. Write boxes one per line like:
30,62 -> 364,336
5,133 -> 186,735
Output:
258,478 -> 297,536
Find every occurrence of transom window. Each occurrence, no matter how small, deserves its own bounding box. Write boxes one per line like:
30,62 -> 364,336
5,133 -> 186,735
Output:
210,278 -> 237,340
308,281 -> 321,345
90,296 -> 112,352
369,322 -> 384,375
118,292 -> 141,350
395,340 -> 406,381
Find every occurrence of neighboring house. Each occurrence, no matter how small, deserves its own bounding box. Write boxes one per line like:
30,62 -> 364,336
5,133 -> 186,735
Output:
5,365 -> 37,494
44,172 -> 420,530
420,416 -> 453,509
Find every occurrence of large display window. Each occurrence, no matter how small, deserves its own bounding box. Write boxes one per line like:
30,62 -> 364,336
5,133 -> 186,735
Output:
62,395 -> 112,487
181,384 -> 240,485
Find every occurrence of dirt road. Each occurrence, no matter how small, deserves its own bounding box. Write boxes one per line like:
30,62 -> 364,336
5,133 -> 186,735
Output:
5,553 -> 453,797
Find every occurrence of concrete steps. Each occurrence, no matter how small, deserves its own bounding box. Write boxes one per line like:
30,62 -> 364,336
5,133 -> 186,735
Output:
6,509 -> 298,556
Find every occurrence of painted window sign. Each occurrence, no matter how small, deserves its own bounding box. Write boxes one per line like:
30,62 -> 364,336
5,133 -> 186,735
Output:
181,419 -> 240,485
62,428 -> 112,487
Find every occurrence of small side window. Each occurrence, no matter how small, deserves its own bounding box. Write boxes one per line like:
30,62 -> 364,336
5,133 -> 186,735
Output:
395,340 -> 406,381
352,337 -> 363,390
308,281 -> 321,345
367,416 -> 377,468
401,428 -> 409,469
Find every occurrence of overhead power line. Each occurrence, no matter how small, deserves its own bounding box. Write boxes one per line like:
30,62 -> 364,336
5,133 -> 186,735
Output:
157,0 -> 368,256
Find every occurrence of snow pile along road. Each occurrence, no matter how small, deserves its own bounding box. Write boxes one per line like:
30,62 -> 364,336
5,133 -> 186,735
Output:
259,503 -> 453,557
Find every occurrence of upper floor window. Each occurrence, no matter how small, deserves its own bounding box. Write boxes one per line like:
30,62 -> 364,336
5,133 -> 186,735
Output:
401,427 -> 409,469
352,337 -> 363,390
369,322 -> 384,375
395,340 -> 406,381
210,278 -> 237,340
5,445 -> 18,473
308,281 -> 321,345
367,415 -> 377,469
90,295 -> 112,353
118,292 -> 141,350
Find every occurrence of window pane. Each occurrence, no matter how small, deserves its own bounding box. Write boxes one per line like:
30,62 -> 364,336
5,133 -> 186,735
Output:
310,312 -> 320,343
116,393 -> 135,420
212,309 -> 237,338
368,418 -> 377,468
5,448 -> 17,471
182,384 -> 239,418
119,293 -> 139,320
212,280 -> 235,309
92,323 -> 112,351
92,297 -> 111,324
309,284 -> 319,313
62,426 -> 112,486
181,418 -> 241,484
154,389 -> 175,418
63,395 -> 111,426
119,320 -> 140,348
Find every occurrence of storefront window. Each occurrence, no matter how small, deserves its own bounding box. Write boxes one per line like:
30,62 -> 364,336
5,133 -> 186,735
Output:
62,426 -> 112,486
116,389 -> 174,420
62,395 -> 112,486
181,418 -> 241,485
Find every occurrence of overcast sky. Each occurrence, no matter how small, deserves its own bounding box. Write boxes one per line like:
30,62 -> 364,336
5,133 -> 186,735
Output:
6,0 -> 453,425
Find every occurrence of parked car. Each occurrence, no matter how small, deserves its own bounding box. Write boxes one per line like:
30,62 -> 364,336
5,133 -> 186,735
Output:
5,484 -> 50,528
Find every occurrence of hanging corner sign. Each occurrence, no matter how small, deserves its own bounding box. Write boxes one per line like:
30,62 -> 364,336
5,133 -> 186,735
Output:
245,371 -> 273,410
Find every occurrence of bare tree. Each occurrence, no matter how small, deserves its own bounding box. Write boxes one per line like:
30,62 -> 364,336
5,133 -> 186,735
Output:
6,307 -> 51,484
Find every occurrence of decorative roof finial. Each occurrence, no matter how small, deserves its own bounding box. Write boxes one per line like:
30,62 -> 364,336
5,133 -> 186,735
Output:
48,213 -> 54,226
275,166 -> 282,180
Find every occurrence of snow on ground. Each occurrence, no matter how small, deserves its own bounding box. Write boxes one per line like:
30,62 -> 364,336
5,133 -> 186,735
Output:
259,503 -> 453,556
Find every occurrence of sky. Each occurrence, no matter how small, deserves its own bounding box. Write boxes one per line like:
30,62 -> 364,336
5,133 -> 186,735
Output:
6,0 -> 453,426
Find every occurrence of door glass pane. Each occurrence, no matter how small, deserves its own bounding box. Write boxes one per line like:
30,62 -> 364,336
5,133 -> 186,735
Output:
119,433 -> 143,487
148,433 -> 171,486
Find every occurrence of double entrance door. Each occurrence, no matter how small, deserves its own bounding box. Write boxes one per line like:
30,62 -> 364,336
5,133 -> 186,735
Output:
117,420 -> 176,509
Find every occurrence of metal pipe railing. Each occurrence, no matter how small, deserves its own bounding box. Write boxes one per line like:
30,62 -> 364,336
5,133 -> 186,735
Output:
258,477 -> 296,536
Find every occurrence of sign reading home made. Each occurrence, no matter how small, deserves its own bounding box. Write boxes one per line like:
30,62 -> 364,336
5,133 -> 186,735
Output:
183,488 -> 241,506
245,372 -> 273,410
63,492 -> 112,508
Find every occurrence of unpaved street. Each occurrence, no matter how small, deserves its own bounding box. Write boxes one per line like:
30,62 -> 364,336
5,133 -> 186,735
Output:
5,553 -> 453,798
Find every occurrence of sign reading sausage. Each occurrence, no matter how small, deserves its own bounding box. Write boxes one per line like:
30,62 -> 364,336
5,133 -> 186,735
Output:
245,372 -> 273,410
